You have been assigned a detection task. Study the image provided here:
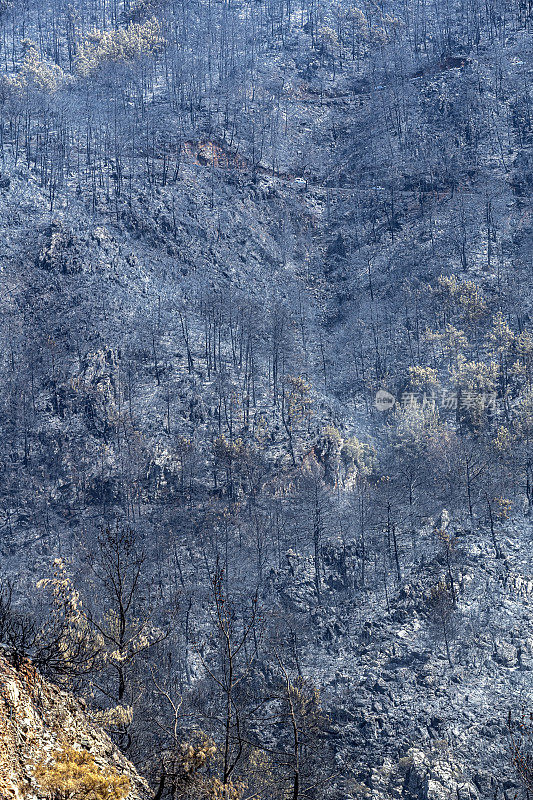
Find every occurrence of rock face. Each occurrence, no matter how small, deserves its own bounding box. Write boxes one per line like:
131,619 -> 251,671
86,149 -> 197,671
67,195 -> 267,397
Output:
271,527 -> 531,800
37,222 -> 83,275
369,748 -> 479,800
0,649 -> 149,800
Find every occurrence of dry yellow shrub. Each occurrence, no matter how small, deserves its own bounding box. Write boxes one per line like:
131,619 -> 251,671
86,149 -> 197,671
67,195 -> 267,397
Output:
35,747 -> 131,800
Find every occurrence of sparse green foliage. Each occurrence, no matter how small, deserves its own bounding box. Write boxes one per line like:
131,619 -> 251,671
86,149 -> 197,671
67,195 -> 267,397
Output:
435,275 -> 487,326
76,18 -> 163,76
11,41 -> 67,93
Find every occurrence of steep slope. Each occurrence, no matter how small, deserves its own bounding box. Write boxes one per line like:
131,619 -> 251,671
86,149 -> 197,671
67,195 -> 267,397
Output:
0,0 -> 531,798
0,649 -> 149,800
272,516 -> 533,799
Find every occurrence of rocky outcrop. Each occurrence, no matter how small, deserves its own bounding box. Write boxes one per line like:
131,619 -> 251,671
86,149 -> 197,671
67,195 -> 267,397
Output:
37,222 -> 83,274
0,649 -> 149,800
369,748 -> 479,800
